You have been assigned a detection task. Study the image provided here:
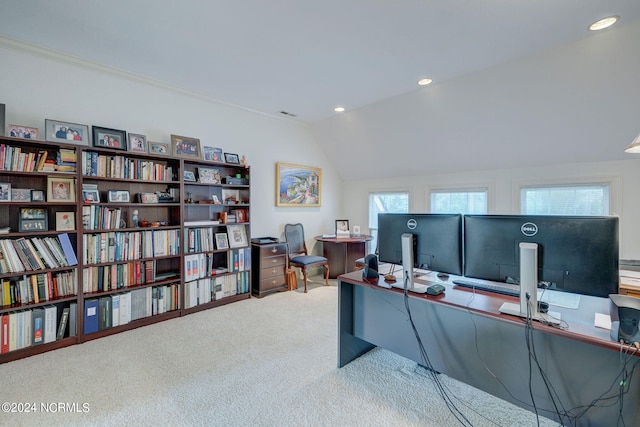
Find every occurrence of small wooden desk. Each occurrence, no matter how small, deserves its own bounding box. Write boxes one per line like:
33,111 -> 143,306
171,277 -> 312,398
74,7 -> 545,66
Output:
315,235 -> 372,279
338,269 -> 640,426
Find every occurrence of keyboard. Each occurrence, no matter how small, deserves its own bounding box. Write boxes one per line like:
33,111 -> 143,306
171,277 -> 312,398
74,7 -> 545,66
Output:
452,279 -> 520,297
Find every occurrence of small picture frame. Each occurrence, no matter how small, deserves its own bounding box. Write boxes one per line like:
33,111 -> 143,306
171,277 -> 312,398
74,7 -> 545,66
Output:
227,224 -> 248,248
171,134 -> 201,159
92,126 -> 127,150
197,167 -> 220,184
215,233 -> 229,250
0,182 -> 10,202
202,146 -> 224,162
221,189 -> 239,204
183,170 -> 196,182
31,189 -> 45,202
148,141 -> 170,156
352,225 -> 361,236
83,188 -> 100,203
44,119 -> 90,146
47,177 -> 75,202
19,208 -> 48,232
128,133 -> 147,153
139,192 -> 159,204
224,152 -> 240,164
55,211 -> 76,231
107,190 -> 130,203
336,219 -> 350,234
11,188 -> 32,202
8,124 -> 38,140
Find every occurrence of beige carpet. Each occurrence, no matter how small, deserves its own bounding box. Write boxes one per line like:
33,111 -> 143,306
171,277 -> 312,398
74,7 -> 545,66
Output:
0,279 -> 557,426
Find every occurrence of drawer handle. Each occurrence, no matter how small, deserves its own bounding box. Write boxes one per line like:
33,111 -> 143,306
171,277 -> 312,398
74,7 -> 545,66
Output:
271,259 -> 278,263
271,248 -> 278,253
272,269 -> 277,274
271,280 -> 276,284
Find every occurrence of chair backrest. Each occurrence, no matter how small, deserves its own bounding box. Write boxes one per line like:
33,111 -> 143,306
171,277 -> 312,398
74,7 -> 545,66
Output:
284,223 -> 307,257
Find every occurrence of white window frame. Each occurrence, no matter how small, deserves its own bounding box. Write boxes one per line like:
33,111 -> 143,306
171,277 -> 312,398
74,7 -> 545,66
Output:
514,176 -> 620,217
427,183 -> 493,214
368,190 -> 410,253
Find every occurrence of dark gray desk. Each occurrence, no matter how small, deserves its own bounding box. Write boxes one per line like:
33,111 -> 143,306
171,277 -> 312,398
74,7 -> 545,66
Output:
338,270 -> 640,426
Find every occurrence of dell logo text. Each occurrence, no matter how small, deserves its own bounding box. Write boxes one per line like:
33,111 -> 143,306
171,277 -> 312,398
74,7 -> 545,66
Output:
407,219 -> 417,230
521,222 -> 538,236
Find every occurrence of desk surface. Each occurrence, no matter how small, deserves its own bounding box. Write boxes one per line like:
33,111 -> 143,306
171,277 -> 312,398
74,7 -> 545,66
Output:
314,235 -> 373,243
339,267 -> 619,352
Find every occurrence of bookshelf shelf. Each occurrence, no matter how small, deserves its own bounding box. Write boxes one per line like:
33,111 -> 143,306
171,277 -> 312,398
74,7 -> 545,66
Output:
0,134 -> 252,363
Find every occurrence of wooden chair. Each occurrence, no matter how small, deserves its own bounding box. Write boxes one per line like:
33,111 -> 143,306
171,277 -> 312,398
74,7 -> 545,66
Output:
284,223 -> 330,293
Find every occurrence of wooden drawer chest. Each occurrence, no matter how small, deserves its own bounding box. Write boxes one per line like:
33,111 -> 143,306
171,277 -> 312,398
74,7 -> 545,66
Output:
251,242 -> 288,297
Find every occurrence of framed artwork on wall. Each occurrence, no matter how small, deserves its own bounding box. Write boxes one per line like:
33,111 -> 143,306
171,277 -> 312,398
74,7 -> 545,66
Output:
275,163 -> 321,207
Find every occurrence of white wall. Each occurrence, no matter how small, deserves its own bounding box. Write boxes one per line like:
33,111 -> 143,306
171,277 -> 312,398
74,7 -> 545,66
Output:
342,158 -> 640,260
0,39 -> 339,256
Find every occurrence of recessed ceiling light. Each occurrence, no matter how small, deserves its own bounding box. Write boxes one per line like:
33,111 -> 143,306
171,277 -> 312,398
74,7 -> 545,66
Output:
334,106 -> 345,113
417,78 -> 433,86
589,15 -> 619,31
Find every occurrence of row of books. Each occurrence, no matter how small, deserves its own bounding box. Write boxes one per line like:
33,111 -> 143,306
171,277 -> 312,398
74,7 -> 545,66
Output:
82,229 -> 180,264
82,205 -> 124,230
185,227 -> 216,253
0,304 -> 77,354
83,284 -> 180,334
184,272 -> 249,308
184,248 -> 250,282
81,151 -> 175,181
1,271 -> 77,307
227,209 -> 248,223
81,260 -> 165,293
0,145 -> 75,173
0,233 -> 78,274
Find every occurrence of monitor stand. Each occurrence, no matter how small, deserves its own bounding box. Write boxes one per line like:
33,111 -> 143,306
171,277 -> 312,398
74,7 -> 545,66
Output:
499,242 -> 561,325
396,233 -> 428,293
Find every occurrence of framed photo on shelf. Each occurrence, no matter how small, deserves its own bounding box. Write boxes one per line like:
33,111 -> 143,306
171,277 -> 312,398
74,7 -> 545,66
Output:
83,188 -> 100,203
139,192 -> 159,204
107,190 -> 130,202
44,119 -> 90,146
31,189 -> 45,202
215,232 -> 229,250
0,182 -> 10,202
8,124 -> 38,140
19,207 -> 48,232
11,188 -> 31,202
336,219 -> 350,234
148,141 -> 170,156
202,146 -> 223,162
47,177 -> 75,202
92,126 -> 127,150
183,170 -> 196,182
221,189 -> 239,204
55,211 -> 75,231
227,224 -> 248,248
276,163 -> 321,207
224,152 -> 240,164
197,167 -> 220,184
171,134 -> 201,159
128,133 -> 147,153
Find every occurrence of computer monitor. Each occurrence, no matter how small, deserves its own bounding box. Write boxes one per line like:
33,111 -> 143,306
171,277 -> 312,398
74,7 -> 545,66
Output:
377,213 -> 463,276
463,215 -> 619,298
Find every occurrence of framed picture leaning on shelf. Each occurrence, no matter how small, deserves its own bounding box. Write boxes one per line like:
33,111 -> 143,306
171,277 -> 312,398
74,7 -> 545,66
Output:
227,224 -> 248,248
11,188 -> 31,202
56,211 -> 75,231
215,232 -> 229,250
19,207 -> 48,232
45,119 -> 90,145
92,125 -> 127,150
107,190 -> 130,202
171,134 -> 201,159
148,141 -> 170,156
202,145 -> 223,162
224,152 -> 240,164
47,177 -> 75,202
8,124 -> 38,139
0,182 -> 10,202
31,189 -> 45,202
83,188 -> 100,203
128,133 -> 147,153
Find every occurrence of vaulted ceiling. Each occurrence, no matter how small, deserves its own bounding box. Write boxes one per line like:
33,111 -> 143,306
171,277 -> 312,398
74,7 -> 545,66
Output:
2,1 -> 639,179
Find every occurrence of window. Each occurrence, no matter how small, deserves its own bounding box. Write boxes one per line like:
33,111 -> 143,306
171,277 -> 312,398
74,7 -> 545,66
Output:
369,192 -> 409,252
520,184 -> 610,215
430,189 -> 487,214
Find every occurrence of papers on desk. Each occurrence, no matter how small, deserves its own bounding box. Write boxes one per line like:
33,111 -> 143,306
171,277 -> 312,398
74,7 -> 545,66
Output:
538,289 -> 581,309
594,313 -> 612,330
321,234 -> 336,238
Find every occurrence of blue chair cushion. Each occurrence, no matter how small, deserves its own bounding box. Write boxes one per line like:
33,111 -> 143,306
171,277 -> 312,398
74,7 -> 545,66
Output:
291,255 -> 327,266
